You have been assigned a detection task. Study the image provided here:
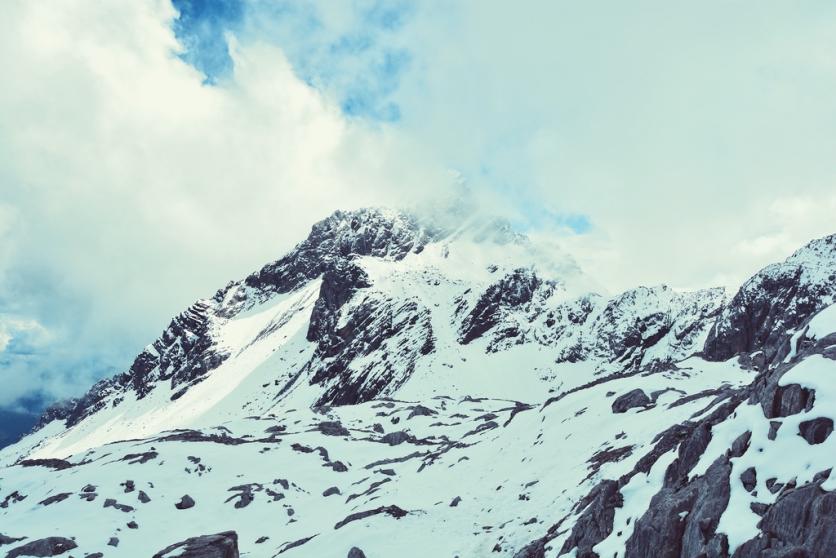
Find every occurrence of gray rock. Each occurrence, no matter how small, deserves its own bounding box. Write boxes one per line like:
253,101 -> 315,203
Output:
322,486 -> 341,497
152,531 -> 238,558
175,494 -> 195,510
381,431 -> 411,446
799,417 -> 833,445
347,548 -> 367,558
5,537 -> 77,557
317,421 -> 350,437
611,389 -> 652,413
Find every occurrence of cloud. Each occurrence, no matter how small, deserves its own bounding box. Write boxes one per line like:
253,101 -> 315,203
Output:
0,0 -> 449,407
3,0 -> 836,410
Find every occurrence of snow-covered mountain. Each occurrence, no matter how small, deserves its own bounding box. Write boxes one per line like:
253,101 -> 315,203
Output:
1,208 -> 834,558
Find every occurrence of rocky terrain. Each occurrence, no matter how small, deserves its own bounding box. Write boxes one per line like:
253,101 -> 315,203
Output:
0,208 -> 833,557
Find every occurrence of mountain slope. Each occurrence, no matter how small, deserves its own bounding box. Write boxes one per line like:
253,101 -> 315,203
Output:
0,209 -> 833,558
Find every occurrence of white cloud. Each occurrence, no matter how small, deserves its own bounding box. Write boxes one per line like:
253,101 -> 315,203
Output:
0,0 -> 449,405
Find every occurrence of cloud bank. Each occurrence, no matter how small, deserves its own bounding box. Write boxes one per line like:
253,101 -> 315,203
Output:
1,0 -> 835,411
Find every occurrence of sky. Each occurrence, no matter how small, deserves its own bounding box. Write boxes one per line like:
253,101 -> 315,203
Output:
1,0 -> 836,416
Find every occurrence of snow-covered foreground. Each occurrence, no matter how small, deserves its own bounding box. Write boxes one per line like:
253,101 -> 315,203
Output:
0,357 -> 752,557
1,209 -> 834,557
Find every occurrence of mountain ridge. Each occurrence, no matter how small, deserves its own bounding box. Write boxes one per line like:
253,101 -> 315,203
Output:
1,208 -> 834,558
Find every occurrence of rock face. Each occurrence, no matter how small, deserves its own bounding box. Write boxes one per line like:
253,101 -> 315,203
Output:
704,233 -> 836,362
153,531 -> 239,558
5,537 -> 77,557
611,389 -> 652,413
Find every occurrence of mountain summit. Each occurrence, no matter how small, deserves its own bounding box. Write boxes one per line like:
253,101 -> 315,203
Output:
1,209 -> 834,557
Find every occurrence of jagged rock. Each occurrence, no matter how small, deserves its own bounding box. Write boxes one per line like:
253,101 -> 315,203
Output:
334,505 -> 408,530
152,531 -> 239,558
347,548 -> 367,558
799,417 -> 833,445
5,537 -> 77,557
175,495 -> 195,510
0,534 -> 25,547
138,490 -> 151,503
381,431 -> 411,446
704,234 -> 836,362
740,467 -> 757,492
734,477 -> 836,557
611,389 -> 652,413
317,421 -> 350,436
107,538 -> 119,547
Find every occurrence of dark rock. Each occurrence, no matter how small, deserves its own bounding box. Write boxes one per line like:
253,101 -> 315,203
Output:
0,534 -> 25,547
334,505 -> 408,529
108,538 -> 119,547
277,535 -> 317,554
559,479 -> 623,556
122,480 -> 135,493
798,417 -> 833,445
38,492 -> 71,506
152,531 -> 238,558
18,458 -> 74,471
734,476 -> 836,557
407,405 -> 436,419
768,420 -> 782,440
611,389 -> 652,414
381,431 -> 411,446
317,421 -> 350,437
740,467 -> 757,492
347,548 -> 367,558
103,498 -> 134,513
450,496 -> 462,507
459,268 -> 545,344
5,537 -> 77,557
138,490 -> 151,503
81,484 -> 96,493
704,234 -> 836,362
175,495 -> 195,510
127,521 -> 138,529
372,423 -> 384,433
322,486 -> 341,497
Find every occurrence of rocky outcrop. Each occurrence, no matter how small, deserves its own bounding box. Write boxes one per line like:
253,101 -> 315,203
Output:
704,233 -> 836,362
611,389 -> 651,413
152,531 -> 238,558
5,537 -> 77,557
459,268 -> 551,345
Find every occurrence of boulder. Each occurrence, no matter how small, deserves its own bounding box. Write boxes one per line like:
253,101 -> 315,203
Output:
611,389 -> 652,414
153,531 -> 238,558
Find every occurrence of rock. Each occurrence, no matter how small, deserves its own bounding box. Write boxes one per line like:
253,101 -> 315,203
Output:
108,538 -> 119,547
334,505 -> 408,530
127,521 -> 139,529
103,498 -> 134,513
381,431 -> 411,446
322,486 -> 341,497
734,476 -> 836,557
740,467 -> 757,492
799,417 -> 833,445
81,484 -> 96,493
317,421 -> 350,437
5,537 -> 78,557
138,490 -> 151,503
0,534 -> 24,547
175,495 -> 195,510
152,531 -> 239,558
347,548 -> 367,558
611,389 -> 652,413
407,405 -> 436,419
450,496 -> 462,507
38,492 -> 71,506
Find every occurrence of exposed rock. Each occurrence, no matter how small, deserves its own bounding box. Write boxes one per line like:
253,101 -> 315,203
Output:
175,495 -> 195,510
317,421 -> 350,437
5,537 -> 77,557
348,548 -> 367,558
322,486 -> 341,497
334,505 -> 408,529
611,389 -> 652,413
152,531 -> 239,558
381,431 -> 411,446
799,417 -> 833,445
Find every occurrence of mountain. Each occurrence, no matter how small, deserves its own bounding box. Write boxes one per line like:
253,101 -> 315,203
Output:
0,208 -> 833,558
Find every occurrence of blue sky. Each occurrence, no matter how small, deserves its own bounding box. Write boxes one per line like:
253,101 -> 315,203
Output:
1,0 -> 836,420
